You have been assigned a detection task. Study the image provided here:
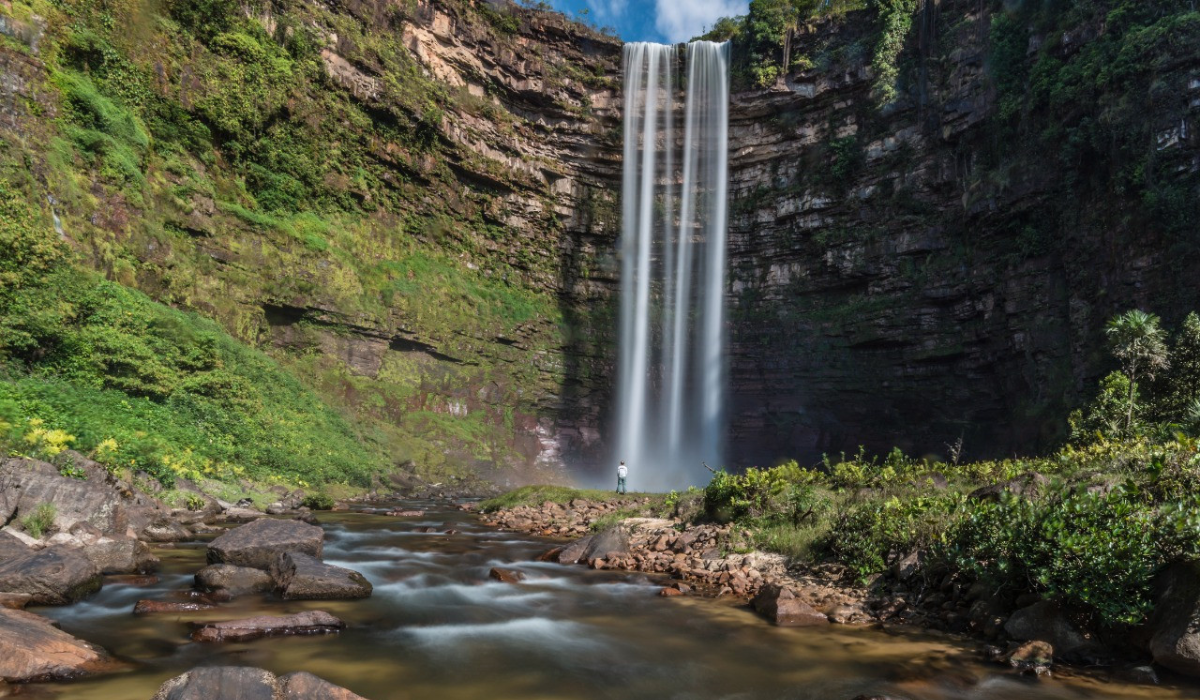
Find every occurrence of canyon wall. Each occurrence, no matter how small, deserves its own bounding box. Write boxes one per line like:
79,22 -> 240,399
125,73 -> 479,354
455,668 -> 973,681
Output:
3,0 -> 1197,481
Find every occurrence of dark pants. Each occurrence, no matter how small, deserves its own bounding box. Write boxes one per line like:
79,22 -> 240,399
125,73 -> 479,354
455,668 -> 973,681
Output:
616,476 -> 626,494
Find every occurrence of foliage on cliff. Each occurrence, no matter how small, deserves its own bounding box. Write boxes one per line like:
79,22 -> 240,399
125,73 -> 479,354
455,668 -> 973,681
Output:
703,309 -> 1200,628
0,180 -> 389,487
0,0 -> 607,482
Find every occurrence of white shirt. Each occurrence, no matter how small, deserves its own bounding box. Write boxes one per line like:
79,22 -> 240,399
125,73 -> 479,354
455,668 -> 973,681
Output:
617,464 -> 628,478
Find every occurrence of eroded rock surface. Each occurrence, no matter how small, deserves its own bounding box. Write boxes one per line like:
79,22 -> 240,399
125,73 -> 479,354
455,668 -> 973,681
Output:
270,552 -> 372,600
0,548 -> 102,605
191,611 -> 346,643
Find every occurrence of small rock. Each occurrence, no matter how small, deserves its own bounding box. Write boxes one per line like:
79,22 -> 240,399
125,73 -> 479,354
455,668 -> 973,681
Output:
659,587 -> 683,597
191,611 -> 346,643
488,567 -> 525,584
1007,640 -> 1053,675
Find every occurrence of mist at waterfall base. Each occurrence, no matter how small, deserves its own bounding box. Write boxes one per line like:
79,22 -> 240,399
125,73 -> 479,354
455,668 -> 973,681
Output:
609,41 -> 731,493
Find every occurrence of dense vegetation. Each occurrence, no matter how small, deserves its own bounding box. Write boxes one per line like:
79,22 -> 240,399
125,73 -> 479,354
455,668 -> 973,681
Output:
0,0 -> 600,486
0,181 -> 388,488
700,309 -> 1200,628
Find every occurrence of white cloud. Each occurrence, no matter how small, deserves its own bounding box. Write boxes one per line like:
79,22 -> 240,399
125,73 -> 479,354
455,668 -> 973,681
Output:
654,0 -> 747,43
586,0 -> 628,23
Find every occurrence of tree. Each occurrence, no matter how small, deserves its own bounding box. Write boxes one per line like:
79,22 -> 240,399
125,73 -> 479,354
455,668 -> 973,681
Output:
1152,312 -> 1200,424
1106,309 -> 1169,433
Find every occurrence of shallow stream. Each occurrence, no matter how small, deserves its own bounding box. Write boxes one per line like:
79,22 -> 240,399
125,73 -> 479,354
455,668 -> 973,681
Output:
25,501 -> 1200,699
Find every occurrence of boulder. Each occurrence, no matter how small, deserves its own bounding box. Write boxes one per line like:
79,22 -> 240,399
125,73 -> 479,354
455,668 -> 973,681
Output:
1004,600 -> 1092,658
207,519 -> 324,570
0,457 -> 161,535
83,538 -> 160,575
191,611 -> 346,643
133,600 -> 216,614
0,531 -> 30,562
0,608 -> 116,682
270,552 -> 372,600
1150,561 -> 1200,676
488,567 -> 525,584
280,671 -> 369,699
553,536 -> 592,565
151,667 -> 367,700
195,564 -> 274,598
0,548 -> 102,605
751,585 -> 830,627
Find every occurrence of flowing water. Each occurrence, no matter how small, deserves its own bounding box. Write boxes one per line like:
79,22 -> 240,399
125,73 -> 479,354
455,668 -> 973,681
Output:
617,42 -> 731,492
21,502 -> 1200,699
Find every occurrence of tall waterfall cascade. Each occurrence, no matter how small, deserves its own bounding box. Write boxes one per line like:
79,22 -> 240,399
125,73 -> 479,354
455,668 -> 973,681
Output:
616,41 -> 731,491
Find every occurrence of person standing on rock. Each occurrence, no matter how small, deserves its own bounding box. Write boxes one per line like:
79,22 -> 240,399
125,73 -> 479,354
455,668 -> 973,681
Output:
616,461 -> 628,495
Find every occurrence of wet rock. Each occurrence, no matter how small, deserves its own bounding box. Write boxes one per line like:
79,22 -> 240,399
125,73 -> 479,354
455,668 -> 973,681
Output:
659,587 -> 683,597
0,593 -> 31,609
191,611 -> 346,643
133,600 -> 216,614
270,552 -> 372,600
195,564 -> 274,598
385,510 -> 424,517
0,608 -> 117,682
752,585 -> 829,627
141,519 -> 193,543
0,548 -> 102,605
554,536 -> 592,565
1113,664 -> 1159,685
488,567 -> 525,584
1150,561 -> 1200,676
1004,600 -> 1092,658
279,671 -> 369,699
1007,640 -> 1053,675
83,538 -> 160,575
107,574 -> 159,586
207,518 -> 324,570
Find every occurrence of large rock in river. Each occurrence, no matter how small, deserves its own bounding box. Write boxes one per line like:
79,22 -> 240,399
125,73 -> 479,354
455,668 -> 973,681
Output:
83,538 -> 160,575
206,518 -> 323,569
195,564 -> 274,598
1004,600 -> 1094,659
1150,562 -> 1200,676
0,548 -> 102,605
751,584 -> 830,627
151,667 -> 368,700
270,552 -> 372,600
0,608 -> 117,682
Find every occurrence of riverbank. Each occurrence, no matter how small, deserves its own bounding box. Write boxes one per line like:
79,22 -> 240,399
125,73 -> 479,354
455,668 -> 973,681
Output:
474,469 -> 1200,686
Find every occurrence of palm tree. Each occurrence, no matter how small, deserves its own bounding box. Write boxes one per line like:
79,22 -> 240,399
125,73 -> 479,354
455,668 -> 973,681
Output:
1106,309 -> 1170,433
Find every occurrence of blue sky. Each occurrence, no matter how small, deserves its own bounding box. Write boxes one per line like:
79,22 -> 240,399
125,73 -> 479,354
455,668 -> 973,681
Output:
541,0 -> 749,44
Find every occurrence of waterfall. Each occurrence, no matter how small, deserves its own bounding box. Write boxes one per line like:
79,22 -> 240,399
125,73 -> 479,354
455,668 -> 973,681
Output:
616,41 -> 730,492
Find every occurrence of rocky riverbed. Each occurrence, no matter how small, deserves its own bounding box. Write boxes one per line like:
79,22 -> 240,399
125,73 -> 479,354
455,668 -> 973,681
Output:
0,453 -> 1196,699
478,495 -> 1200,685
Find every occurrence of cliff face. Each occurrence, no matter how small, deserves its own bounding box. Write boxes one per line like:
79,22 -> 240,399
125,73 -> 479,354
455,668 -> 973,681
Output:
720,1 -> 1200,464
2,0 -> 1197,480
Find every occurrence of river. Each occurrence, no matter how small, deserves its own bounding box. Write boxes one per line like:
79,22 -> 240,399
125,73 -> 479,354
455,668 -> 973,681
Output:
25,501 -> 1198,699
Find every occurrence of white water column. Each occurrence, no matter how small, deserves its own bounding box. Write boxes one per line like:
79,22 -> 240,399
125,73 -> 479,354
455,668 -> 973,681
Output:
616,41 -> 731,491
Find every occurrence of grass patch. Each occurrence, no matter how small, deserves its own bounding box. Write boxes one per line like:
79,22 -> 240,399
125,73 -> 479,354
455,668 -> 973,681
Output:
479,485 -> 654,513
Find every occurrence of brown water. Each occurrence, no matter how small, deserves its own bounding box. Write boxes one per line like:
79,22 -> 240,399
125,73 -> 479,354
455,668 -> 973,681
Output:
23,501 -> 1200,699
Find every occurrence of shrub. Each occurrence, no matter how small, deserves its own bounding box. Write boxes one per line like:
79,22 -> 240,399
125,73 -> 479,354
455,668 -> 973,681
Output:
704,461 -> 822,524
20,503 -> 57,539
301,493 -> 335,510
